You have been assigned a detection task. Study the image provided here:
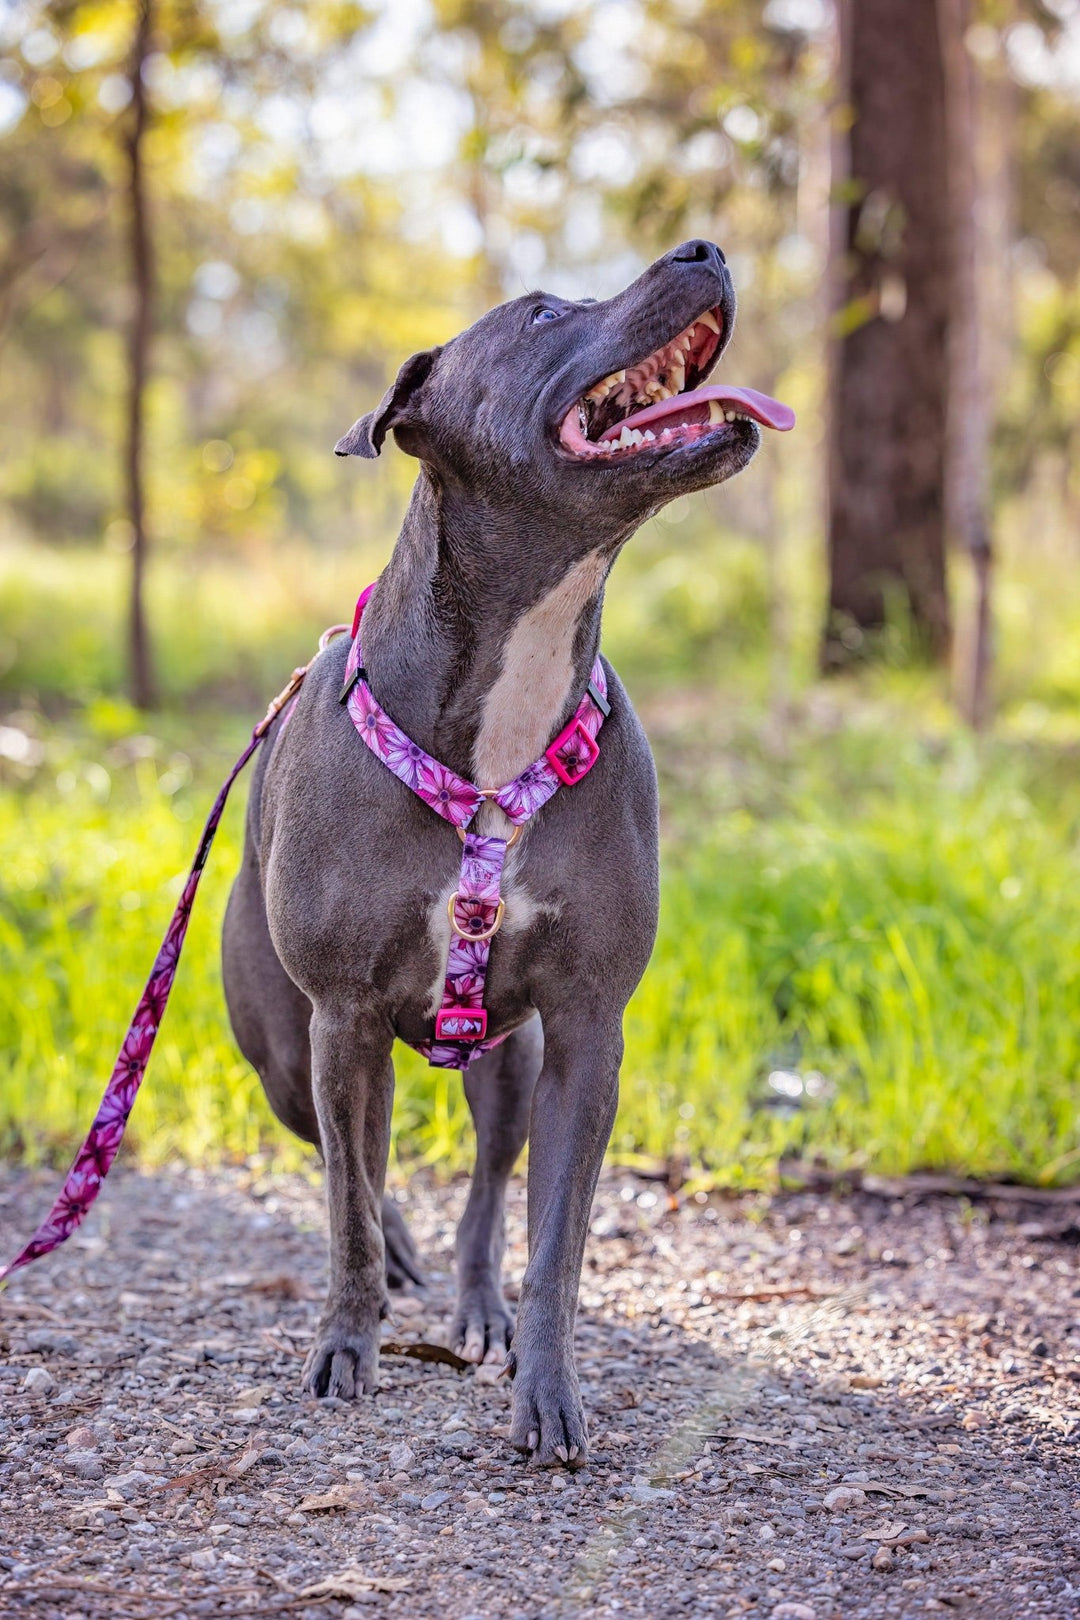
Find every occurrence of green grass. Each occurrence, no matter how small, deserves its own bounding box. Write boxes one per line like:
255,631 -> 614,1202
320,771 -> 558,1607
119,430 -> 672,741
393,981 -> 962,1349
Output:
2,697 -> 1078,1187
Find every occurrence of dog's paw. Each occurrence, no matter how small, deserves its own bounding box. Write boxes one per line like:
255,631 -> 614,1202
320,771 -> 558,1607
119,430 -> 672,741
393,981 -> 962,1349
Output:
381,1197 -> 425,1290
451,1284 -> 514,1365
507,1356 -> 589,1469
301,1317 -> 380,1400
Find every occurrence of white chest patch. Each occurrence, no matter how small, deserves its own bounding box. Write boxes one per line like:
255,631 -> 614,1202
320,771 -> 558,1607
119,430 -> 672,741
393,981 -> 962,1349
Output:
472,548 -> 609,790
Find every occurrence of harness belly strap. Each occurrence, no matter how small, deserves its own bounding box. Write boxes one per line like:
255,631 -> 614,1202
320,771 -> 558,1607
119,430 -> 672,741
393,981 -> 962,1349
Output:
342,583 -> 609,1068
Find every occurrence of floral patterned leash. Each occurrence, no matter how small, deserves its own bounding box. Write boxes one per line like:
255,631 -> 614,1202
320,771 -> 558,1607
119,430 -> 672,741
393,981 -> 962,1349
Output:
341,584 -> 609,1069
0,632 -> 344,1284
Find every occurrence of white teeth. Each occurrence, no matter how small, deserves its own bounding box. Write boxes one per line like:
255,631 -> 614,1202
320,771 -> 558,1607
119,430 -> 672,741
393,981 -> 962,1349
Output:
708,400 -> 724,423
585,367 -> 627,402
669,361 -> 685,393
698,310 -> 720,334
725,410 -> 735,422
642,429 -> 656,441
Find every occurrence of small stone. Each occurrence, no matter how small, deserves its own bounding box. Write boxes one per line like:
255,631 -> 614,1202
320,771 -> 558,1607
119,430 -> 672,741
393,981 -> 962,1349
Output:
189,1548 -> 217,1570
420,1491 -> 450,1511
24,1368 -> 55,1396
766,1558 -> 786,1572
771,1604 -> 816,1620
872,1546 -> 896,1572
627,1484 -> 674,1505
65,1426 -> 97,1450
66,1452 -> 104,1481
823,1486 -> 866,1512
388,1442 -> 414,1470
758,1523 -> 776,1542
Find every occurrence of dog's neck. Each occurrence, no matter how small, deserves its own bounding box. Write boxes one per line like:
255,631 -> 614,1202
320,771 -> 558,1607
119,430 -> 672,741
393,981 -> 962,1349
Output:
359,470 -> 616,785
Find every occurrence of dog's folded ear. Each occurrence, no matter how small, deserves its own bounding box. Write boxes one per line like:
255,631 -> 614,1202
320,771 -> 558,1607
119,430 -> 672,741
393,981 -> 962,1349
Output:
334,347 -> 442,458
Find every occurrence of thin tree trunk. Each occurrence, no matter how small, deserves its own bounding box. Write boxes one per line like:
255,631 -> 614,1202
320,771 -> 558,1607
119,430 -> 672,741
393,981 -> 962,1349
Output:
124,0 -> 155,710
940,0 -> 993,729
824,0 -> 953,670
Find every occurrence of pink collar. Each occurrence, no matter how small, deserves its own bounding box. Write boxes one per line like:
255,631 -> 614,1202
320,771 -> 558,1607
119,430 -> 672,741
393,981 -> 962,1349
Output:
341,582 -> 610,1066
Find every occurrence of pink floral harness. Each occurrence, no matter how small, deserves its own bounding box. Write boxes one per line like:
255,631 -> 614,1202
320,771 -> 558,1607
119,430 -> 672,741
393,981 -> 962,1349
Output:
342,584 -> 608,1066
0,583 -> 608,1281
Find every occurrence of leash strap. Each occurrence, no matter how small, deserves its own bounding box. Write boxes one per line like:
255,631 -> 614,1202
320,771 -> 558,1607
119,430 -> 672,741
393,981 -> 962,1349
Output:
343,585 -> 609,1069
0,656 -> 320,1284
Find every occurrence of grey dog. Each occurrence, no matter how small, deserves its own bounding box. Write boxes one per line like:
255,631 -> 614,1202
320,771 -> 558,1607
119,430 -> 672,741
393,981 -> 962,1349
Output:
222,240 -> 784,1468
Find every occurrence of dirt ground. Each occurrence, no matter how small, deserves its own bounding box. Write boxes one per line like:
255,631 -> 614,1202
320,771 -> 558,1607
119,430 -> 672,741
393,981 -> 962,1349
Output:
2,1162 -> 1080,1620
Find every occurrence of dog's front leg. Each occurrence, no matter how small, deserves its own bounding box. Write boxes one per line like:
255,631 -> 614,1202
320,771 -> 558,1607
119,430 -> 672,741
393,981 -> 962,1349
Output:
302,1004 -> 393,1400
507,1009 -> 622,1469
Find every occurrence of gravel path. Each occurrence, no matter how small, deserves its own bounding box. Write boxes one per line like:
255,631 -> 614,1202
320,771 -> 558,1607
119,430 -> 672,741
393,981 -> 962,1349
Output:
2,1162 -> 1080,1620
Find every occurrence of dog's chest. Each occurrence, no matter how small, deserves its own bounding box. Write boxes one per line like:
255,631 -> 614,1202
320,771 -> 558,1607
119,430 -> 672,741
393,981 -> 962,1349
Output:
470,549 -> 607,789
421,860 -> 555,1019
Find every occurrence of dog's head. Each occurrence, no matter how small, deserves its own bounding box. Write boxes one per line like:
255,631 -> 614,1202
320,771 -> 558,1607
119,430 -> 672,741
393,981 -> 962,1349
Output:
335,241 -> 793,535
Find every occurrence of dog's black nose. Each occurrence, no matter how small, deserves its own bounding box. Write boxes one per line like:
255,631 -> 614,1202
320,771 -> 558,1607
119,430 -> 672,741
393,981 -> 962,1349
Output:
670,239 -> 726,270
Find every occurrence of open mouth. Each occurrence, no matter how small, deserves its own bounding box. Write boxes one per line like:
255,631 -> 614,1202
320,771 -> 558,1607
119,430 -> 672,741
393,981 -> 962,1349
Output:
558,306 -> 795,460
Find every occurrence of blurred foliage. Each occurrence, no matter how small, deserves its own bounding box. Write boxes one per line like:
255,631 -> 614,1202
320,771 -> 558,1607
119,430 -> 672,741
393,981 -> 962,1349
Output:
2,686 -> 1078,1184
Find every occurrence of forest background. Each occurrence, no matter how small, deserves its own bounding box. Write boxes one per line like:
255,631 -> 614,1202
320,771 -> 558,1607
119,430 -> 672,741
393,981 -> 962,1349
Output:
2,0 -> 1079,1190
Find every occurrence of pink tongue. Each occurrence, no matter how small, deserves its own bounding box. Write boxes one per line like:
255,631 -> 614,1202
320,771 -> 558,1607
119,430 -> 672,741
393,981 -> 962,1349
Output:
597,384 -> 795,441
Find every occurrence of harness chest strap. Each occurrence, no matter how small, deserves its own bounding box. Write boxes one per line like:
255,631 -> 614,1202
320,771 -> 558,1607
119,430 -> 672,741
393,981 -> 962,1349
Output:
341,584 -> 610,1069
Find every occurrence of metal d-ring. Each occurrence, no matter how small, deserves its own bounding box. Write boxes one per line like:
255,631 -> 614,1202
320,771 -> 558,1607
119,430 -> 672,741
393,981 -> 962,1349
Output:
456,817 -> 523,849
447,893 -> 505,942
318,623 -> 352,651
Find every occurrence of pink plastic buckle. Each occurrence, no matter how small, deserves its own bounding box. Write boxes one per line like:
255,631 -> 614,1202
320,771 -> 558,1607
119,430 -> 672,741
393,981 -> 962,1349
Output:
435,1007 -> 488,1042
545,716 -> 600,786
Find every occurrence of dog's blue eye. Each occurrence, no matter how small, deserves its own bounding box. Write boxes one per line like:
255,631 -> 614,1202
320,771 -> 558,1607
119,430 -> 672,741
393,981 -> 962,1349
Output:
531,307 -> 562,325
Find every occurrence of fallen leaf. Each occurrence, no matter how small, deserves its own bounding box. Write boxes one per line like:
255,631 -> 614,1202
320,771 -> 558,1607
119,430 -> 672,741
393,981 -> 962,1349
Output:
886,1527 -> 930,1547
860,1480 -> 937,1499
296,1484 -> 369,1514
230,1444 -> 266,1478
380,1339 -> 469,1370
709,1428 -> 800,1451
861,1519 -> 908,1541
298,1566 -> 411,1598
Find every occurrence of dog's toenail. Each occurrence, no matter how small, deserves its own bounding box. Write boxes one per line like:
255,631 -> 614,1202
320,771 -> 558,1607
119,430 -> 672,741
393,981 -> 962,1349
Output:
527,1429 -> 539,1451
555,1443 -> 569,1462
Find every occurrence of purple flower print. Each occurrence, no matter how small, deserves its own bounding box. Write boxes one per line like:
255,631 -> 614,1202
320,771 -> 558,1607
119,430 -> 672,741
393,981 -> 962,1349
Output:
451,894 -> 500,938
418,759 -> 481,827
348,683 -> 395,760
382,730 -> 430,792
494,766 -> 557,822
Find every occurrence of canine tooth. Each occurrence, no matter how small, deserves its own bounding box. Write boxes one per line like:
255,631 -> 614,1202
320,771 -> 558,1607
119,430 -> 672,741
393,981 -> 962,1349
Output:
708,400 -> 724,424
669,361 -> 685,393
698,310 -> 720,334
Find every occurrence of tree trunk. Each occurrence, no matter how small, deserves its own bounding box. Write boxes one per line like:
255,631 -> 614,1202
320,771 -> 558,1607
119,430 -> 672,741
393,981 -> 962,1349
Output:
940,0 -> 993,729
824,0 -> 953,669
124,0 -> 155,710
